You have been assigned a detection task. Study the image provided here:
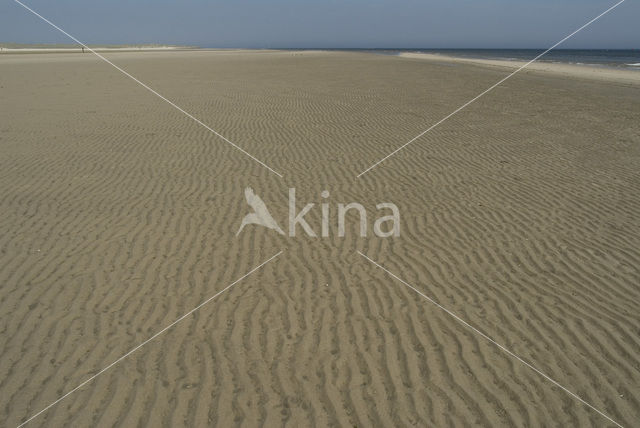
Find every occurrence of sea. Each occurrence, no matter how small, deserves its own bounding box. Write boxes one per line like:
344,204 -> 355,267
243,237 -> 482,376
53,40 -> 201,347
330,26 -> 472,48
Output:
358,49 -> 640,70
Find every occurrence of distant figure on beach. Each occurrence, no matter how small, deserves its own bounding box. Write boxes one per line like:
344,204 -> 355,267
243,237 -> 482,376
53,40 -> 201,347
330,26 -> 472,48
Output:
81,47 -> 84,53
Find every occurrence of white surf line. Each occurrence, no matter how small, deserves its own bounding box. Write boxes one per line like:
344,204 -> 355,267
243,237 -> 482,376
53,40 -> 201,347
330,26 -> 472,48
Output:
356,0 -> 626,178
357,251 -> 625,428
17,251 -> 283,427
13,0 -> 284,179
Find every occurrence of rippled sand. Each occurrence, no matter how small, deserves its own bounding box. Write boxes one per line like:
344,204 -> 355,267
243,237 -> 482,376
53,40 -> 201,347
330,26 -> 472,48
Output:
1,50 -> 639,426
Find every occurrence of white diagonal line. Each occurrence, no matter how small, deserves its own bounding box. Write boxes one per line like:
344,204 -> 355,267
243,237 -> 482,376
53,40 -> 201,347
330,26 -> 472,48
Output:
357,0 -> 626,178
358,251 -> 624,428
17,250 -> 282,428
13,0 -> 284,178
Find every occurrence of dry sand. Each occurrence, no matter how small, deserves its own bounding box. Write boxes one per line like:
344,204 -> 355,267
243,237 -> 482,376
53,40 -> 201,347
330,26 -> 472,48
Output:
1,50 -> 639,427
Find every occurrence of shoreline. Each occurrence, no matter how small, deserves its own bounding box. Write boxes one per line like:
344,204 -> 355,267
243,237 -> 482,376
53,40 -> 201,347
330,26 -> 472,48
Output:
397,51 -> 640,86
5,46 -> 638,86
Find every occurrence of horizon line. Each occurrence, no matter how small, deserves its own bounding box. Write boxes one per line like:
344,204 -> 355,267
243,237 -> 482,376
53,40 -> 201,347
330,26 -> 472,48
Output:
1,42 -> 638,51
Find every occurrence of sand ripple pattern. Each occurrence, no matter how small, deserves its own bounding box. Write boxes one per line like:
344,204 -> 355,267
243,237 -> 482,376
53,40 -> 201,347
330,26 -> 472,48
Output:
1,51 -> 639,426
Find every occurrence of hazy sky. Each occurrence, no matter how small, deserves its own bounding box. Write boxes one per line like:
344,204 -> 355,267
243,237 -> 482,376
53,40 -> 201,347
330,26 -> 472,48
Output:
1,0 -> 637,49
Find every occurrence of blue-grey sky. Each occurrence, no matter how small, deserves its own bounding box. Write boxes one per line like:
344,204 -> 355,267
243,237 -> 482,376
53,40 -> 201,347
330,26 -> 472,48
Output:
1,0 -> 637,48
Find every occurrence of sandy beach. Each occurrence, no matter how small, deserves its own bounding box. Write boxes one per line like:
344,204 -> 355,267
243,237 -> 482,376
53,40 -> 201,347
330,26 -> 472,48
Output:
1,49 -> 639,427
